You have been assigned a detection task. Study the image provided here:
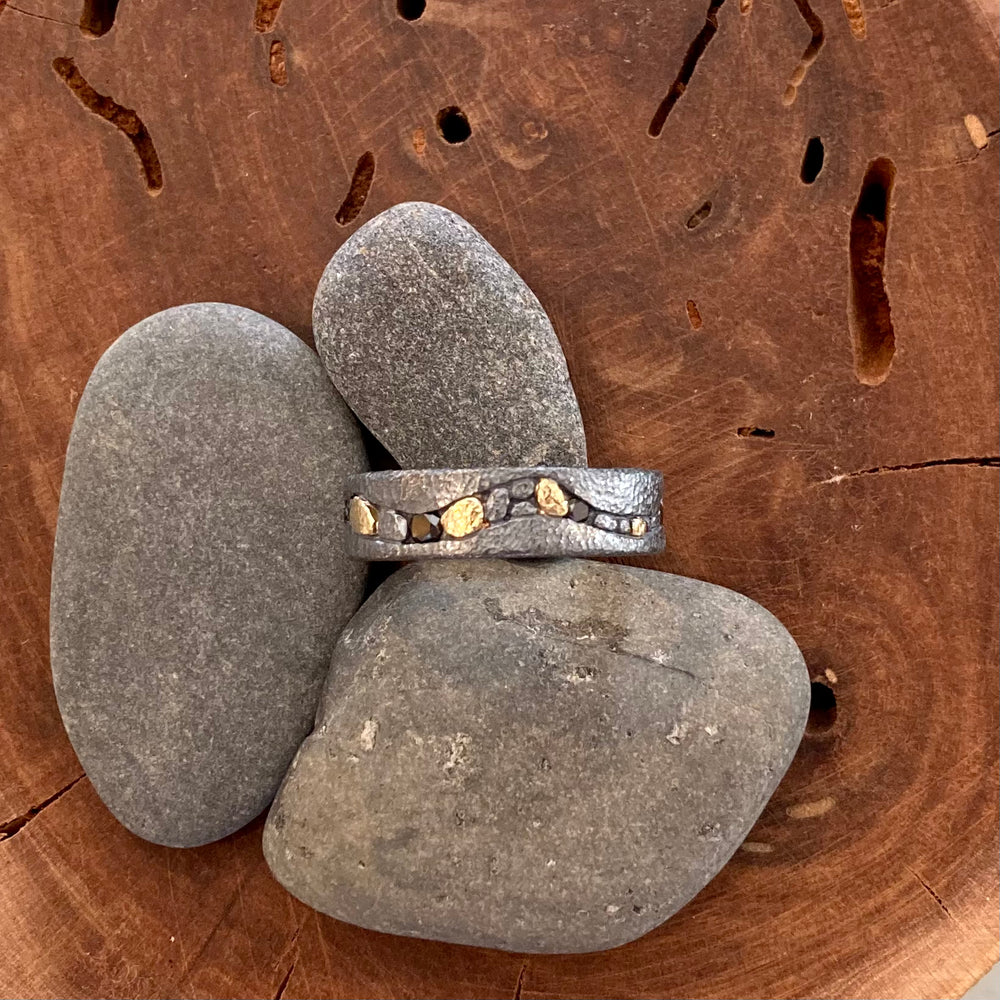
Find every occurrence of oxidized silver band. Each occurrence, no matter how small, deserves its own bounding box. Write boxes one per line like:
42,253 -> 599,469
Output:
344,467 -> 664,560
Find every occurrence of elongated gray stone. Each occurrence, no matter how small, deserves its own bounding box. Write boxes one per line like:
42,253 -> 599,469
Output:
313,202 -> 587,468
263,559 -> 809,953
51,303 -> 367,848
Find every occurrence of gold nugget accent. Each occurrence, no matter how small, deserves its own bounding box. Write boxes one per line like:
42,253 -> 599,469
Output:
535,477 -> 569,517
630,517 -> 648,537
348,496 -> 378,535
440,496 -> 485,538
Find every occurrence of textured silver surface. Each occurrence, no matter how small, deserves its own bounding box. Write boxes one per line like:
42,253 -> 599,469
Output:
345,467 -> 663,560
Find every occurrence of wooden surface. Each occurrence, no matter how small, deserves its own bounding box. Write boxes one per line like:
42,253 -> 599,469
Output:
1,1 -> 997,997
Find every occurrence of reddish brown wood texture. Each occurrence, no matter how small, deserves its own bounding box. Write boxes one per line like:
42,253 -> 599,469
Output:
1,1 -> 997,997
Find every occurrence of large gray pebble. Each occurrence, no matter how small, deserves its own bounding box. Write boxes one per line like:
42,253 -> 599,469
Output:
313,202 -> 587,468
50,303 -> 367,847
263,559 -> 809,953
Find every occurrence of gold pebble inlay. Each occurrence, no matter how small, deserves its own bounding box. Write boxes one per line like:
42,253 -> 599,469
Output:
348,496 -> 378,535
535,477 -> 569,517
440,496 -> 486,538
630,517 -> 648,537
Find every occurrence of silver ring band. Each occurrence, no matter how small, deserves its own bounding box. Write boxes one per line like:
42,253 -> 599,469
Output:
344,467 -> 664,560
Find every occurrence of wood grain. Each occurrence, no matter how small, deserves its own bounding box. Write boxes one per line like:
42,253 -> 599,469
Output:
1,1 -> 997,997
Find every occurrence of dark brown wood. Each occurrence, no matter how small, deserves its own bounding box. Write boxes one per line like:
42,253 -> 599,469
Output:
1,1 -> 997,997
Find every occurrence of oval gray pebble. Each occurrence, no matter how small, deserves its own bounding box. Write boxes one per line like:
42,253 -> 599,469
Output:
50,303 -> 368,847
263,559 -> 809,953
313,202 -> 587,468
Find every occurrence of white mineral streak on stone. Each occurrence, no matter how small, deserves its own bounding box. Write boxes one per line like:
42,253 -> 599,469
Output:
444,733 -> 470,773
360,718 -> 379,751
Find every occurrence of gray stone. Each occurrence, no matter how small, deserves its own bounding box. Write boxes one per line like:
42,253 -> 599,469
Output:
483,487 -> 509,523
313,202 -> 587,468
510,478 -> 536,500
263,559 -> 809,953
377,510 -> 408,542
509,500 -> 536,518
50,303 -> 368,848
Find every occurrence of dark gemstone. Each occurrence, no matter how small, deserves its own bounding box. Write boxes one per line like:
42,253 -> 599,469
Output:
570,500 -> 590,522
410,512 -> 442,542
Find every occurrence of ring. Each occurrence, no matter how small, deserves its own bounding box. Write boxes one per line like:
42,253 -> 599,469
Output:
344,467 -> 664,560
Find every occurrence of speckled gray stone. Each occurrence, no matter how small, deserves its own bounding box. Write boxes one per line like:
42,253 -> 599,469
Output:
50,303 -> 368,848
377,510 -> 408,542
313,202 -> 587,468
483,487 -> 510,522
263,559 -> 809,953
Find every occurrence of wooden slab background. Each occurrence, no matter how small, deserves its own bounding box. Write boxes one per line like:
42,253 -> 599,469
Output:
1,1 -> 997,997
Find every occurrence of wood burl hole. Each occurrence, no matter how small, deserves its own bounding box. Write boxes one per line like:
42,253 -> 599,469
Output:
849,156 -> 897,385
397,0 -> 426,19
801,136 -> 824,183
808,681 -> 837,732
79,0 -> 119,36
686,200 -> 712,229
436,106 -> 471,144
269,40 -> 288,86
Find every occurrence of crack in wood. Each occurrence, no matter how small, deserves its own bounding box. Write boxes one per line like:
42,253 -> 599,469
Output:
512,961 -> 528,1000
5,3 -> 78,27
905,864 -> 953,918
271,919 -> 304,1000
649,0 -> 728,137
0,775 -> 84,843
819,457 -> 1000,484
52,56 -> 163,193
783,0 -> 825,106
272,960 -> 295,1000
